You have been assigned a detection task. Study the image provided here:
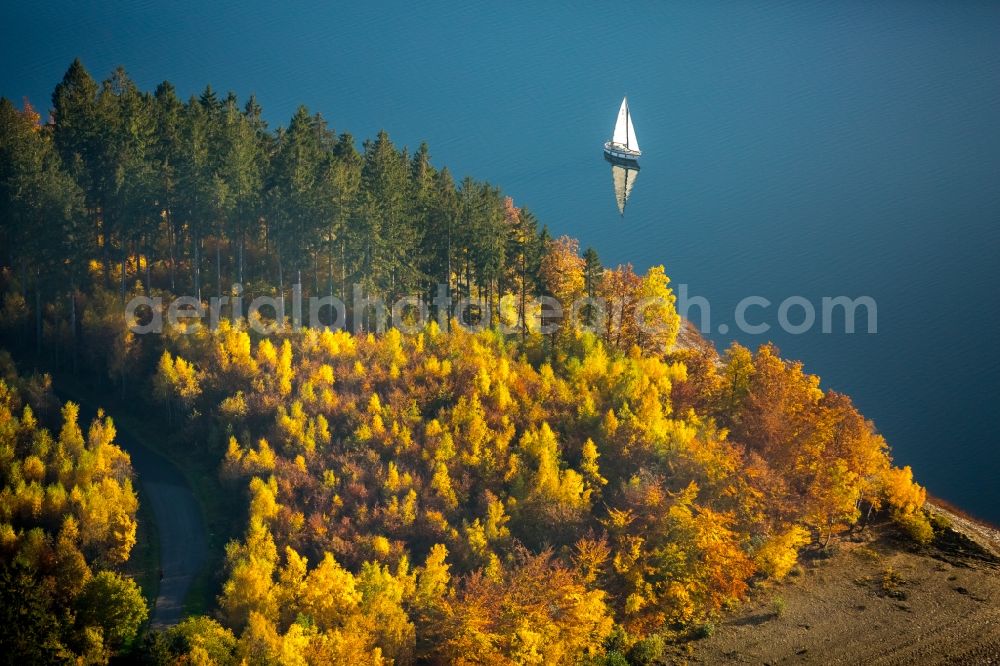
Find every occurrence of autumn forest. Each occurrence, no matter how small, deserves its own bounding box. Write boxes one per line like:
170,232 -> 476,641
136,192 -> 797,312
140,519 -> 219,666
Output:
0,61 -> 934,664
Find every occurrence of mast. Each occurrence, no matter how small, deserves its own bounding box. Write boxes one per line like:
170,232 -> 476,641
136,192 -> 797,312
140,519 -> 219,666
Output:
624,97 -> 629,149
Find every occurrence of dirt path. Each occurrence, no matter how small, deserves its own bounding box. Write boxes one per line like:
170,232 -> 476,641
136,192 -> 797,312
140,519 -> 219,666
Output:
55,383 -> 209,628
115,428 -> 208,628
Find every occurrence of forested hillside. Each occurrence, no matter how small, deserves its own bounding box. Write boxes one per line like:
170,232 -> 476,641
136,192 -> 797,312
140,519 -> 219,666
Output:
0,61 -> 934,664
138,318 -> 931,663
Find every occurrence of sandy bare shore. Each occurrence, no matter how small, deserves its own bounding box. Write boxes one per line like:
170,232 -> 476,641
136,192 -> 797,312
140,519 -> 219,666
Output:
926,501 -> 1000,560
675,511 -> 1000,665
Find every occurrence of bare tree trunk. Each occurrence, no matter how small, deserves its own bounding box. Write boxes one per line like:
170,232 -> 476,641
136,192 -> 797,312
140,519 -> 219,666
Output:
120,241 -> 127,305
100,212 -> 110,288
144,233 -> 152,291
194,232 -> 201,302
328,239 -> 334,300
239,229 -> 245,286
70,287 -> 77,375
313,253 -> 319,296
468,262 -> 473,301
520,253 -> 527,340
216,240 -> 222,298
35,275 -> 42,357
277,243 -> 284,316
447,222 -> 452,333
168,211 -> 176,291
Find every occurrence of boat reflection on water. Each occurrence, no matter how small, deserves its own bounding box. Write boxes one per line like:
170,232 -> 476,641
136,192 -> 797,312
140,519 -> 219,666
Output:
607,157 -> 639,216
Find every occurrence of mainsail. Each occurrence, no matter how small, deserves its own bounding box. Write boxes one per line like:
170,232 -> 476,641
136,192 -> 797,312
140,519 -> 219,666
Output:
611,97 -> 640,152
612,163 -> 639,215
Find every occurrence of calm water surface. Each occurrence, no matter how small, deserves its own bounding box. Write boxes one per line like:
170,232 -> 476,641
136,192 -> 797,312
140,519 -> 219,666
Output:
4,1 -> 1000,521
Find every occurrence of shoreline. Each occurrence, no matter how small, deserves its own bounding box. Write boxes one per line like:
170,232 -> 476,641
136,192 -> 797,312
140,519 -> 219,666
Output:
926,498 -> 1000,560
925,493 -> 1000,531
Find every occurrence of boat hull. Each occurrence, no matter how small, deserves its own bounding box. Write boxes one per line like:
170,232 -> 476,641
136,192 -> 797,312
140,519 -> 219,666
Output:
603,142 -> 641,164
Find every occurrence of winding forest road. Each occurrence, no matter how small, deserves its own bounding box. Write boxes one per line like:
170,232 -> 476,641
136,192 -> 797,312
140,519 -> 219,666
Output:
55,385 -> 208,627
124,437 -> 208,627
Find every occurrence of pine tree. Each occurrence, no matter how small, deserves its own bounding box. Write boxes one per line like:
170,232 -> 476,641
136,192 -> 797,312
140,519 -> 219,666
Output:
353,130 -> 417,300
219,95 -> 264,291
152,81 -> 184,290
0,97 -> 84,355
267,106 -> 334,302
582,247 -> 603,327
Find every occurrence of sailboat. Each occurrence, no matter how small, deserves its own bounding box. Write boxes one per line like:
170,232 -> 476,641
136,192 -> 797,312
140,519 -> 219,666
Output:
603,96 -> 641,163
611,163 -> 639,216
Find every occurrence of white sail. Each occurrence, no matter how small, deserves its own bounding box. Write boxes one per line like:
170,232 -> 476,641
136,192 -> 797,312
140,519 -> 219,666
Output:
625,104 -> 640,152
611,97 -> 640,152
612,163 -> 639,215
612,97 -> 629,146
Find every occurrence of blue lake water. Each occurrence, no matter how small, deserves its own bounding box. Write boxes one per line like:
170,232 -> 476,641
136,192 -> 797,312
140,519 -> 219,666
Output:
4,1 -> 1000,522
